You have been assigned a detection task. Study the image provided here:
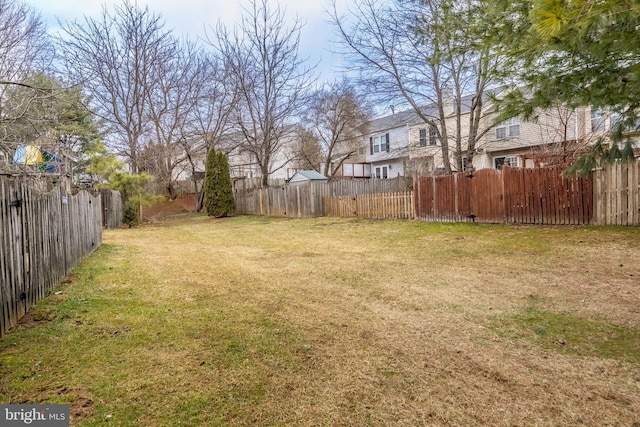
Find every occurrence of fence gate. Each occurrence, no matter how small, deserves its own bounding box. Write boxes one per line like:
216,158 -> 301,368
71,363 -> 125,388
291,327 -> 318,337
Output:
459,169 -> 504,223
415,170 -> 505,223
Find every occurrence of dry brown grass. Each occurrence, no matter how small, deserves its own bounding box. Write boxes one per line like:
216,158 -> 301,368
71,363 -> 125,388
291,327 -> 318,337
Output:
1,215 -> 639,426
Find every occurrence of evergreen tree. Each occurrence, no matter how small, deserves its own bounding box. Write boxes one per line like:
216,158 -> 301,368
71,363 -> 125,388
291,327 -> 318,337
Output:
204,148 -> 235,217
491,0 -> 640,120
216,151 -> 236,217
204,147 -> 220,216
87,142 -> 161,226
488,0 -> 640,174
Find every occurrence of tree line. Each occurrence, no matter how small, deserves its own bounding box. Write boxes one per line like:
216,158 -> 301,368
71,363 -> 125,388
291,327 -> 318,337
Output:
1,0 -> 637,206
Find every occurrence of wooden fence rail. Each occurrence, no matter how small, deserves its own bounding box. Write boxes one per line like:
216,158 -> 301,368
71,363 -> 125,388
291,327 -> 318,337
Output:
235,162 -> 638,226
1,177 -> 103,337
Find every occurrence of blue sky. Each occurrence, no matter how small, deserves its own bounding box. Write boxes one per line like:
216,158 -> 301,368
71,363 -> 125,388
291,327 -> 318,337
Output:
25,0 -> 353,83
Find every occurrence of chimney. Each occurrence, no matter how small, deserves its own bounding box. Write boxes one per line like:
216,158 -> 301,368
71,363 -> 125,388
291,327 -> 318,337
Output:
441,85 -> 454,116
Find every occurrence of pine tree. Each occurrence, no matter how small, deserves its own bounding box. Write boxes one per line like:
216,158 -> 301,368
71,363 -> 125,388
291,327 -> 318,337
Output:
491,0 -> 640,118
216,151 -> 236,217
204,148 -> 235,217
204,147 -> 220,216
488,0 -> 640,174
87,142 -> 160,226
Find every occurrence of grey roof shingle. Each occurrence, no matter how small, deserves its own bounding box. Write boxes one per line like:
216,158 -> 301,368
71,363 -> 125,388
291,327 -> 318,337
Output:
363,106 -> 439,134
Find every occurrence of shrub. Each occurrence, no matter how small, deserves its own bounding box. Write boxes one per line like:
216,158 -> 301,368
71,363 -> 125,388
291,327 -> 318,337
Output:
123,201 -> 139,227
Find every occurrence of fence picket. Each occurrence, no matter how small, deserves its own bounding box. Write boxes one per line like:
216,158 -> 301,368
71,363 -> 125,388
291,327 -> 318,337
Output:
0,177 -> 109,337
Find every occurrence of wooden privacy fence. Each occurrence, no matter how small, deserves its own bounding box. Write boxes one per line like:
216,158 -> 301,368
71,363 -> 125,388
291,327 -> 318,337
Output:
235,183 -> 324,217
414,165 -> 593,224
235,163 -> 639,226
592,159 -> 640,226
1,177 -> 103,337
502,165 -> 593,225
323,192 -> 414,219
235,177 -> 410,218
101,189 -> 123,229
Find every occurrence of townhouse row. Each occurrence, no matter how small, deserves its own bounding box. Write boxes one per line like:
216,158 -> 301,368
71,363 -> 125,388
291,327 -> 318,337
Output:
332,99 -> 631,180
223,94 -> 638,185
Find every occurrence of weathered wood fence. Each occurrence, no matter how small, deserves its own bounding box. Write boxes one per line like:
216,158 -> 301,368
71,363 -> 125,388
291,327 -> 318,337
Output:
235,177 -> 410,218
592,160 -> 640,226
234,161 -> 639,226
414,165 -> 593,224
323,192 -> 414,219
1,177 -> 103,337
101,189 -> 123,229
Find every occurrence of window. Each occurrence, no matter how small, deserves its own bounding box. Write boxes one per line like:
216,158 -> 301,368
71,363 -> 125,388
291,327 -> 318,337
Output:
495,117 -> 520,139
591,109 -> 606,132
419,127 -> 437,147
494,155 -> 520,170
609,112 -> 640,132
358,146 -> 366,156
375,166 -> 388,179
610,113 -> 623,132
370,133 -> 389,154
419,128 -> 427,147
508,117 -> 520,137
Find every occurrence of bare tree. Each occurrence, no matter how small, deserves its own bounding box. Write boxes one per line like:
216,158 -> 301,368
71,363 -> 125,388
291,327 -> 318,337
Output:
210,0 -> 315,186
304,79 -> 371,178
58,1 -> 175,174
0,0 -> 53,163
331,0 -> 498,173
292,127 -> 322,171
176,53 -> 239,211
0,0 -> 52,86
140,40 -> 211,198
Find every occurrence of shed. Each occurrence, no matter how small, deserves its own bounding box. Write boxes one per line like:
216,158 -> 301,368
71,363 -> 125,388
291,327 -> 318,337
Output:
287,170 -> 327,185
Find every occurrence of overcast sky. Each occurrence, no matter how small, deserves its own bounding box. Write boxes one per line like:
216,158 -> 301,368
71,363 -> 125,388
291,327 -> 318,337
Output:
24,0 -> 354,83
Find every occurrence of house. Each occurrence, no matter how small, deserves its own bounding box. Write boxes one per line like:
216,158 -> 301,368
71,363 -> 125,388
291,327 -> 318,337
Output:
472,103 -> 587,169
177,126 -> 305,190
340,91 -> 638,178
223,126 -> 304,186
287,170 -> 327,185
331,108 -> 438,179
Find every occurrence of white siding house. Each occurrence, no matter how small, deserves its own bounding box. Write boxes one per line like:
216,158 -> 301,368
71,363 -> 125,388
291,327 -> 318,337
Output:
347,90 -> 638,177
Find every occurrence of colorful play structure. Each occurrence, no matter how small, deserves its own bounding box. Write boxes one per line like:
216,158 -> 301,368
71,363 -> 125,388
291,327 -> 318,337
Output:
12,145 -> 63,173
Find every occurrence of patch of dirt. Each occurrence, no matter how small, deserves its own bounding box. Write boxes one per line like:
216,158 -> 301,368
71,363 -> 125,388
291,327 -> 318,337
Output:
55,386 -> 95,421
16,312 -> 42,329
11,386 -> 95,421
16,282 -> 72,328
141,196 -> 196,223
71,396 -> 95,420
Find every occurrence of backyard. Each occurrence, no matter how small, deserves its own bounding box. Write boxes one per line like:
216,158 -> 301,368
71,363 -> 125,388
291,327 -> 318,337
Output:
0,213 -> 639,426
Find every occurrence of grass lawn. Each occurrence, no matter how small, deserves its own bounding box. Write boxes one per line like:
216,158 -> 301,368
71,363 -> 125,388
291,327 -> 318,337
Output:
1,214 -> 639,426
